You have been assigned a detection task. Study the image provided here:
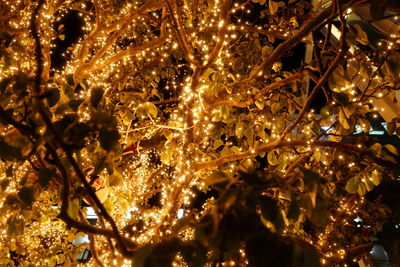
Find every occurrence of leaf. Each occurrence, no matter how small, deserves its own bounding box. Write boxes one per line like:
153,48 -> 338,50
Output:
255,100 -> 264,110
147,102 -> 158,118
338,108 -> 350,129
354,24 -> 369,45
370,0 -> 388,20
384,144 -> 398,156
39,168 -> 54,187
269,0 -> 278,14
91,112 -> 117,128
109,172 -> 123,187
205,171 -> 230,186
267,150 -> 279,166
235,121 -> 246,138
44,88 -> 60,107
320,105 -> 332,119
160,149 -> 172,165
363,175 -> 374,191
261,45 -> 273,57
342,105 -> 355,118
18,186 -> 34,208
287,197 -> 300,221
90,87 -> 104,108
259,195 -> 284,232
271,102 -> 281,114
68,199 -> 80,220
332,91 -> 349,105
358,118 -> 371,133
213,139 -> 224,150
311,198 -> 328,226
345,176 -> 360,194
68,123 -> 92,148
136,102 -> 158,119
57,254 -> 65,265
7,217 -> 24,237
99,128 -> 120,151
55,103 -> 69,114
0,139 -> 23,161
371,170 -> 381,186
0,178 -> 11,191
386,121 -> 396,135
54,114 -> 77,135
68,99 -> 83,111
0,76 -> 12,94
357,182 -> 367,195
66,74 -> 74,86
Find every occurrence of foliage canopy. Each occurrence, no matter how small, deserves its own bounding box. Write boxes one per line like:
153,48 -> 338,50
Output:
0,0 -> 400,266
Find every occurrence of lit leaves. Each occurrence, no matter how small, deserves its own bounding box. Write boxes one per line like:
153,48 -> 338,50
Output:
386,121 -> 396,135
320,105 -> 332,119
67,199 -> 80,220
269,0 -> 279,14
235,121 -> 246,138
135,102 -> 158,119
371,170 -> 382,186
346,171 -> 382,195
369,142 -> 398,163
267,150 -> 279,166
108,171 -> 123,187
338,107 -> 350,129
252,0 -> 267,5
345,176 -> 360,194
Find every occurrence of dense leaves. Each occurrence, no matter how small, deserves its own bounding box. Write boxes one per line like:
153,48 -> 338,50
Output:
0,0 -> 399,266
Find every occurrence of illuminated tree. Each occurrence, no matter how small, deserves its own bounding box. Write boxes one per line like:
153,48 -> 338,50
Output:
0,0 -> 399,266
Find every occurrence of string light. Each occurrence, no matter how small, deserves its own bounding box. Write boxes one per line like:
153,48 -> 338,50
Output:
0,0 -> 397,265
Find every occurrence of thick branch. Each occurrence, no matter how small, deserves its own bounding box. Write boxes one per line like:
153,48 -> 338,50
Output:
30,1 -> 136,256
166,0 -> 199,66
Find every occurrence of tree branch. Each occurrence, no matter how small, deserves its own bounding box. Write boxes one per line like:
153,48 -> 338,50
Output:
248,4 -> 334,80
30,0 -> 137,256
193,139 -> 399,170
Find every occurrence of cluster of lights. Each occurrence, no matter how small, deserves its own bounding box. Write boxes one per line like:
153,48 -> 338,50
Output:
0,0 -> 398,266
